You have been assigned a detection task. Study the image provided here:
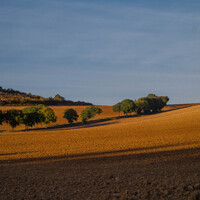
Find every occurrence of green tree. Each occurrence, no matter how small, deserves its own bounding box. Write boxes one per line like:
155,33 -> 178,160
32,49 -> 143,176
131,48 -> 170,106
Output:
22,107 -> 41,128
147,93 -> 157,98
63,108 -> 79,124
53,94 -> 65,101
137,95 -> 169,114
112,102 -> 121,115
36,105 -> 57,126
134,100 -> 149,114
81,106 -> 102,123
157,96 -> 169,111
0,110 -> 3,125
120,99 -> 135,116
4,109 -> 23,129
161,96 -> 169,105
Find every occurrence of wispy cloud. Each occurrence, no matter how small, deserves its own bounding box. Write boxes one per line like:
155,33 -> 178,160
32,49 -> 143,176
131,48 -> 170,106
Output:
0,0 -> 200,104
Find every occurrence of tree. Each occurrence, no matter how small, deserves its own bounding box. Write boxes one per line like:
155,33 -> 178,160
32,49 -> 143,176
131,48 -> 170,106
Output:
81,106 -> 102,123
113,102 -> 121,115
134,100 -> 149,115
4,109 -> 23,129
63,109 -> 79,124
22,107 -> 41,128
53,94 -> 65,101
120,99 -> 135,116
0,110 -> 3,125
161,96 -> 169,105
137,95 -> 169,114
36,105 -> 57,126
147,93 -> 157,98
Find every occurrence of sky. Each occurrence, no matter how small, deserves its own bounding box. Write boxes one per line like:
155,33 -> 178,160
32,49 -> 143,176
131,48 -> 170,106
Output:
0,0 -> 200,105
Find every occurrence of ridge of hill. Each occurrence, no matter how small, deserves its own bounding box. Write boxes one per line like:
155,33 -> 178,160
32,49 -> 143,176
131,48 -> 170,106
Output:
0,86 -> 92,106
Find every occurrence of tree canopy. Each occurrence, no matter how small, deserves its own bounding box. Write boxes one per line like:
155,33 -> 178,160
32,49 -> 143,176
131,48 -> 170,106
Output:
0,110 -> 3,125
120,99 -> 135,115
36,105 -> 57,125
113,94 -> 169,116
81,106 -> 102,123
53,94 -> 65,101
113,102 -> 121,114
4,109 -> 23,129
63,108 -> 79,124
22,107 -> 41,128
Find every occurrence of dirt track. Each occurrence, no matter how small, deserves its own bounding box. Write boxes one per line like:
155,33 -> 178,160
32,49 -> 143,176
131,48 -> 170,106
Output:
1,147 -> 200,200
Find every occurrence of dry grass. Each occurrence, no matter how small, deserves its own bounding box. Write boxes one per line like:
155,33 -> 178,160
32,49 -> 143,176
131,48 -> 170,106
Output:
0,104 -> 200,162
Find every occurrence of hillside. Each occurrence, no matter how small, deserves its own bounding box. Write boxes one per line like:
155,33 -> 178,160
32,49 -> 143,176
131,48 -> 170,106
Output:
0,86 -> 92,106
0,104 -> 199,161
1,104 -> 200,200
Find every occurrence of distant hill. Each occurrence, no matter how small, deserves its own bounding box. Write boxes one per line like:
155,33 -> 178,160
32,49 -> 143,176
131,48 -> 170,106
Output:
0,86 -> 92,106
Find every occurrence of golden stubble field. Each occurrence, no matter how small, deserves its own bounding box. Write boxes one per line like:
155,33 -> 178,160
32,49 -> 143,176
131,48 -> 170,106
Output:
0,104 -> 200,162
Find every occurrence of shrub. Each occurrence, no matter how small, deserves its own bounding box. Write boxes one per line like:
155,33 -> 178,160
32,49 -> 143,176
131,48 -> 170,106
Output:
81,106 -> 102,123
63,108 -> 79,124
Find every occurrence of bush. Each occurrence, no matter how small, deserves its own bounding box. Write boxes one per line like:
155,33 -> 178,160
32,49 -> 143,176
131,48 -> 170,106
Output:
81,106 -> 102,123
120,99 -> 135,115
63,109 -> 79,124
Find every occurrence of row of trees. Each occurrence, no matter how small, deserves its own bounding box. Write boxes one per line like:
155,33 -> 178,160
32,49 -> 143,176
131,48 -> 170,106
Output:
0,105 -> 102,129
0,105 -> 57,129
0,94 -> 169,130
0,86 -> 93,106
63,106 -> 102,124
113,94 -> 169,115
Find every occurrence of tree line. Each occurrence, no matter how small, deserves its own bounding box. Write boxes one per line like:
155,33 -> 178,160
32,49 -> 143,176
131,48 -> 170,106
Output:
63,106 -> 102,124
0,86 -> 92,106
0,105 -> 102,130
0,105 -> 57,129
113,94 -> 169,115
0,94 -> 169,130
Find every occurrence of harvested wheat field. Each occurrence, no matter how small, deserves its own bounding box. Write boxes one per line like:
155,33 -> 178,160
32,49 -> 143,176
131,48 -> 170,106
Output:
1,104 -> 200,200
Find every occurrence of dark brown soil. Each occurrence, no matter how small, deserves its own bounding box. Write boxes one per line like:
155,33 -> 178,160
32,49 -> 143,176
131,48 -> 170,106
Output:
1,147 -> 200,200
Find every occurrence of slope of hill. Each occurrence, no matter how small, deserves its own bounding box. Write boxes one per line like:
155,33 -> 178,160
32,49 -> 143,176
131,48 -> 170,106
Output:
0,86 -> 92,106
1,104 -> 200,200
0,104 -> 200,161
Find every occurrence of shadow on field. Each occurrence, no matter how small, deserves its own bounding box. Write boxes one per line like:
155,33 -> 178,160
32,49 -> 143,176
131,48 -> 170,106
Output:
18,117 -> 121,133
162,104 -> 194,113
0,151 -> 38,156
1,141 -> 199,165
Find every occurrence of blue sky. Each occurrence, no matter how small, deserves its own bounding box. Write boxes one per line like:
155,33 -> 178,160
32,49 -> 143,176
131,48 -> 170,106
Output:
0,0 -> 200,105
